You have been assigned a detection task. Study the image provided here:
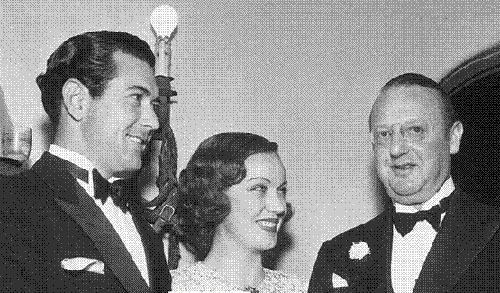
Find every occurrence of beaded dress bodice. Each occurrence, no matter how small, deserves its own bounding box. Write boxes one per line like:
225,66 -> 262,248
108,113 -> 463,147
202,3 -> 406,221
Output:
171,262 -> 306,293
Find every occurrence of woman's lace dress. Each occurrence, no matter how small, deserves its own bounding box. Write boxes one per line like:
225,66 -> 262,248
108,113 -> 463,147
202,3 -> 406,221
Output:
171,262 -> 307,292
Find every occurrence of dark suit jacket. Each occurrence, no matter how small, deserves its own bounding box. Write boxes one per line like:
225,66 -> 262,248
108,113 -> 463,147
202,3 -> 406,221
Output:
0,158 -> 24,176
0,152 -> 171,292
308,188 -> 500,293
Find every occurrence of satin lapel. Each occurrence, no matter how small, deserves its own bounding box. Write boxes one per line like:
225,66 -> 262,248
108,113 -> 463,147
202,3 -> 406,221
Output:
130,203 -> 171,293
368,210 -> 394,293
414,189 -> 500,293
352,210 -> 394,292
33,153 -> 150,293
381,211 -> 395,293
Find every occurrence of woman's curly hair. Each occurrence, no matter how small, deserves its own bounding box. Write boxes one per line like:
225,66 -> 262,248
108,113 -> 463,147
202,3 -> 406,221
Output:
174,132 -> 292,260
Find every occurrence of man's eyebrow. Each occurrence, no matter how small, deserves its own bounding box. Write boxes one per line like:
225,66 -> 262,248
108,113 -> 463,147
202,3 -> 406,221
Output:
402,119 -> 426,125
126,85 -> 151,95
374,120 -> 427,129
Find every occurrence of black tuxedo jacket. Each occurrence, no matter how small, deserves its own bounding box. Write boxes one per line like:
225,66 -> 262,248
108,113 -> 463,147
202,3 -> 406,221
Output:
0,152 -> 171,292
308,188 -> 500,293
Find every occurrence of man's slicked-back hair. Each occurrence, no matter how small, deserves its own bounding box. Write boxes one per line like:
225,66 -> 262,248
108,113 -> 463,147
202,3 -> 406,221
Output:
36,31 -> 155,123
370,72 -> 458,132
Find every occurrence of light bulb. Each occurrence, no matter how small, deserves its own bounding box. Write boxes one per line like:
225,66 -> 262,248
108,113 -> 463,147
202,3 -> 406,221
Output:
150,5 -> 178,38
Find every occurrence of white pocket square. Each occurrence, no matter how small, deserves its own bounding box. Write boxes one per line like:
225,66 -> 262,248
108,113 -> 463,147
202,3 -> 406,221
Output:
332,272 -> 348,288
61,257 -> 105,275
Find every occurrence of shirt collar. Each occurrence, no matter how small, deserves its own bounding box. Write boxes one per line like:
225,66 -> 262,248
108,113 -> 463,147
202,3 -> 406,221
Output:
49,144 -> 94,174
48,144 -> 123,183
394,177 -> 455,213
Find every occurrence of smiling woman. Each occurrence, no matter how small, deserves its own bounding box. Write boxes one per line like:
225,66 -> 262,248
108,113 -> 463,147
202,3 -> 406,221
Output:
171,132 -> 306,292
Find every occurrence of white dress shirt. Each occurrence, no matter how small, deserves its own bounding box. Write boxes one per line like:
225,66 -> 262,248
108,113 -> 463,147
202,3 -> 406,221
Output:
49,144 -> 150,285
391,177 -> 454,293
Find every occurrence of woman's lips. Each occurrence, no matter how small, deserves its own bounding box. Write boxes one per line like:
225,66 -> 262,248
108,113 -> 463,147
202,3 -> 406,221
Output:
256,219 -> 279,232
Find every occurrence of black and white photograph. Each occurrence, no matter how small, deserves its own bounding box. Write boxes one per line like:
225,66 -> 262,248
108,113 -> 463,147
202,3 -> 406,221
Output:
0,1 -> 499,292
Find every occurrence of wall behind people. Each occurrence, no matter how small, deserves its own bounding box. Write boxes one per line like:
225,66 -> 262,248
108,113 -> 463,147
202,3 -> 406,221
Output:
1,0 -> 499,281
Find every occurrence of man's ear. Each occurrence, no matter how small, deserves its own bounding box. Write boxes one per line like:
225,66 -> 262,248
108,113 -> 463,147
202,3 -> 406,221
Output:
449,121 -> 464,155
61,79 -> 90,121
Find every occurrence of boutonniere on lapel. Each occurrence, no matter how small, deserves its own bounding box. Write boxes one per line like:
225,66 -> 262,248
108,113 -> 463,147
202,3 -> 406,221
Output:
349,241 -> 370,261
345,241 -> 385,291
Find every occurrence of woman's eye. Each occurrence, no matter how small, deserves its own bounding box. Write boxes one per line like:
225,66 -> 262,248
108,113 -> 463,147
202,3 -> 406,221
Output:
409,126 -> 423,133
378,130 -> 390,137
250,185 -> 267,193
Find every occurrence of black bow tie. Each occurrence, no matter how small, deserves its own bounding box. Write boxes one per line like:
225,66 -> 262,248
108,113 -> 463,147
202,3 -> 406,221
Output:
392,196 -> 450,237
64,160 -> 128,212
92,169 -> 129,212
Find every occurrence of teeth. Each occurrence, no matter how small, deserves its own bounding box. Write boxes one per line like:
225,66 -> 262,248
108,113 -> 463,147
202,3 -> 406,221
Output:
258,221 -> 277,228
128,136 -> 143,145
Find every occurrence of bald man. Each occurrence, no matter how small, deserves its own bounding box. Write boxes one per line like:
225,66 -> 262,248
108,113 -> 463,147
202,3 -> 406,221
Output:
308,73 -> 500,293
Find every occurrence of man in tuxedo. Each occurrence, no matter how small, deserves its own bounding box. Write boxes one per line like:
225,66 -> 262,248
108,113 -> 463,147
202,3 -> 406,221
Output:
0,31 -> 171,292
308,73 -> 500,292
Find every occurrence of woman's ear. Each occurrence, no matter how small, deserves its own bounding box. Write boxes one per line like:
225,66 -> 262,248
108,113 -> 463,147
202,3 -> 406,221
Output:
61,78 -> 91,121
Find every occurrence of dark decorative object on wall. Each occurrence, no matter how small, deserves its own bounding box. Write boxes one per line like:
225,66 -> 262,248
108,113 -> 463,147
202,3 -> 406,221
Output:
440,44 -> 500,204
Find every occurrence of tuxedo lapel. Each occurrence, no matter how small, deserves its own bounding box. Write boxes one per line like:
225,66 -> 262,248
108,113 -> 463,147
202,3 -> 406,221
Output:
381,211 -> 395,293
32,152 -> 150,293
130,203 -> 171,293
348,211 -> 394,292
372,210 -> 394,293
413,189 -> 500,293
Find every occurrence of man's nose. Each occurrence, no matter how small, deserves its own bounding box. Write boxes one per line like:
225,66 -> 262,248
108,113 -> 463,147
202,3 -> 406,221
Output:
141,102 -> 160,130
390,130 -> 409,158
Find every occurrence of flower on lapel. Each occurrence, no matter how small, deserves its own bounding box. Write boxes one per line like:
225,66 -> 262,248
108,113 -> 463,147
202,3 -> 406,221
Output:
61,257 -> 105,275
349,241 -> 370,260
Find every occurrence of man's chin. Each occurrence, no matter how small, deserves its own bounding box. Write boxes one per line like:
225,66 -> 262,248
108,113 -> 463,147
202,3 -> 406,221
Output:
391,195 -> 421,206
113,160 -> 142,178
388,189 -> 433,206
386,181 -> 423,204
